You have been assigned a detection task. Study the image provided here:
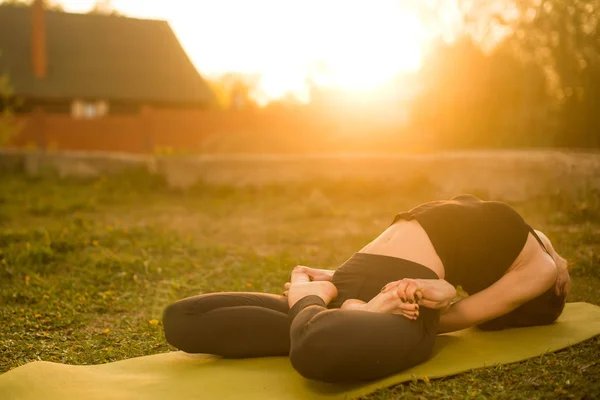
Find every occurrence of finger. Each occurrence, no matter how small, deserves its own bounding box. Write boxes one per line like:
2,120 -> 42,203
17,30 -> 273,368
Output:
415,290 -> 423,301
400,310 -> 419,318
394,311 -> 418,321
405,281 -> 419,303
395,307 -> 419,316
284,282 -> 290,290
395,280 -> 410,302
560,279 -> 571,297
396,302 -> 419,312
283,291 -> 288,297
556,279 -> 569,296
396,279 -> 418,302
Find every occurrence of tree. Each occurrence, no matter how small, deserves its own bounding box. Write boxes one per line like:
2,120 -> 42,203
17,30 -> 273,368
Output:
47,0 -> 63,12
0,0 -> 29,6
516,0 -> 600,146
406,0 -> 600,148
458,0 -> 600,146
88,0 -> 121,16
207,73 -> 259,110
0,0 -> 64,11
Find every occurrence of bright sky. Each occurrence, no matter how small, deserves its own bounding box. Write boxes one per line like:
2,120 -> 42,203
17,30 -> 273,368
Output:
55,0 -> 462,104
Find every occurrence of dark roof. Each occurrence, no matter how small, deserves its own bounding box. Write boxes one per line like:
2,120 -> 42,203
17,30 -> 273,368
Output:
0,5 -> 216,105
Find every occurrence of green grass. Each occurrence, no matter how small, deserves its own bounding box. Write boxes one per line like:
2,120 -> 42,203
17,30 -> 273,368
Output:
0,170 -> 599,399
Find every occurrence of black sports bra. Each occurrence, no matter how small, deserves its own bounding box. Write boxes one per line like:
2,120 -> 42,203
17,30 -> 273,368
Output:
392,194 -> 549,295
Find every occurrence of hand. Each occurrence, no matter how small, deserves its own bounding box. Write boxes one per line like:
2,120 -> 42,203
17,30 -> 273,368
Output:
534,230 -> 571,298
286,267 -> 338,308
382,278 -> 457,311
554,257 -> 571,297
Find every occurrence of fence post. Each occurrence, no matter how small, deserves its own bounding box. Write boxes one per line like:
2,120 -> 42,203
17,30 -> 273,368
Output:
32,107 -> 46,151
140,105 -> 154,153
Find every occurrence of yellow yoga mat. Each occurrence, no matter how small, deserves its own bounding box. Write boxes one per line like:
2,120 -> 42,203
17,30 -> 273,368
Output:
1,302 -> 599,400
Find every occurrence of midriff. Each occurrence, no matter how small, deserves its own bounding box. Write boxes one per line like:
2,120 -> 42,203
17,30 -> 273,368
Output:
358,219 -> 445,279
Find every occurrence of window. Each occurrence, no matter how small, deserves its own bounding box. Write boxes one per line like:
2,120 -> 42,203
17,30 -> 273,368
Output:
71,100 -> 109,119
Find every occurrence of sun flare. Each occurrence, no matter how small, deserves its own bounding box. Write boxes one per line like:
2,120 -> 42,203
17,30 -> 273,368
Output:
58,0 -> 430,103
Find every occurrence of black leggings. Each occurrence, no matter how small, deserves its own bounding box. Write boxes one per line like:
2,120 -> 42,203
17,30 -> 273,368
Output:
162,253 -> 440,382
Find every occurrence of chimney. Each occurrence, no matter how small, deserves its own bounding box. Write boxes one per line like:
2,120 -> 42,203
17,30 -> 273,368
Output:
31,0 -> 47,79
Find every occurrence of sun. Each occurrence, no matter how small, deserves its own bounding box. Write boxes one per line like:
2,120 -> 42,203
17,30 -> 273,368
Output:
59,0 -> 429,103
166,0 -> 429,103
313,1 -> 426,93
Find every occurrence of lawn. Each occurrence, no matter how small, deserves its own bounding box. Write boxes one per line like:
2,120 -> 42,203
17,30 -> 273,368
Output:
1,169 -> 599,399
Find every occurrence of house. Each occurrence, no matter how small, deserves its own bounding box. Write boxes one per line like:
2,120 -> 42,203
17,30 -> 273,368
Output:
0,0 -> 216,118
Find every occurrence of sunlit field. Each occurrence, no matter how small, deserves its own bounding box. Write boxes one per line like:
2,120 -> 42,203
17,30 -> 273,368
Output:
1,166 -> 599,399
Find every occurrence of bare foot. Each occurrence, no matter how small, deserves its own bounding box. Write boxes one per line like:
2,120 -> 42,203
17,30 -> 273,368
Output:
287,279 -> 338,308
363,287 -> 402,313
362,286 -> 419,319
340,299 -> 367,311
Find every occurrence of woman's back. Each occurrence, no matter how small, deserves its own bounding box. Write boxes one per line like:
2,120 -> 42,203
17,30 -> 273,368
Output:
360,195 -> 532,295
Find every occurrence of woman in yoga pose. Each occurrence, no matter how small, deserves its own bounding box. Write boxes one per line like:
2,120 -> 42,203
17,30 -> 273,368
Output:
162,194 -> 571,382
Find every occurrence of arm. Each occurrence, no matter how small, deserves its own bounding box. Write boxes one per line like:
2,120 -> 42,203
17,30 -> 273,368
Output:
438,256 -> 557,333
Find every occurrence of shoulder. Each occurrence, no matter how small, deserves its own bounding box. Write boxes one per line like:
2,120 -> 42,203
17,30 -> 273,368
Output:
480,232 -> 557,309
510,232 -> 557,277
498,233 -> 558,309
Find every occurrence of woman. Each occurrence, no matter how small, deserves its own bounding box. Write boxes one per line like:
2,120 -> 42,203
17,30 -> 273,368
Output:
162,194 -> 571,383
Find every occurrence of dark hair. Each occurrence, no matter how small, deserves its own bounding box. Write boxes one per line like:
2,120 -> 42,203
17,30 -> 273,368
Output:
477,286 -> 567,331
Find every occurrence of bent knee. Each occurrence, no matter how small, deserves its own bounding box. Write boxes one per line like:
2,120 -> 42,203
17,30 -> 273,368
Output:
290,347 -> 333,382
162,301 -> 194,351
289,336 -> 346,382
161,303 -> 180,344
